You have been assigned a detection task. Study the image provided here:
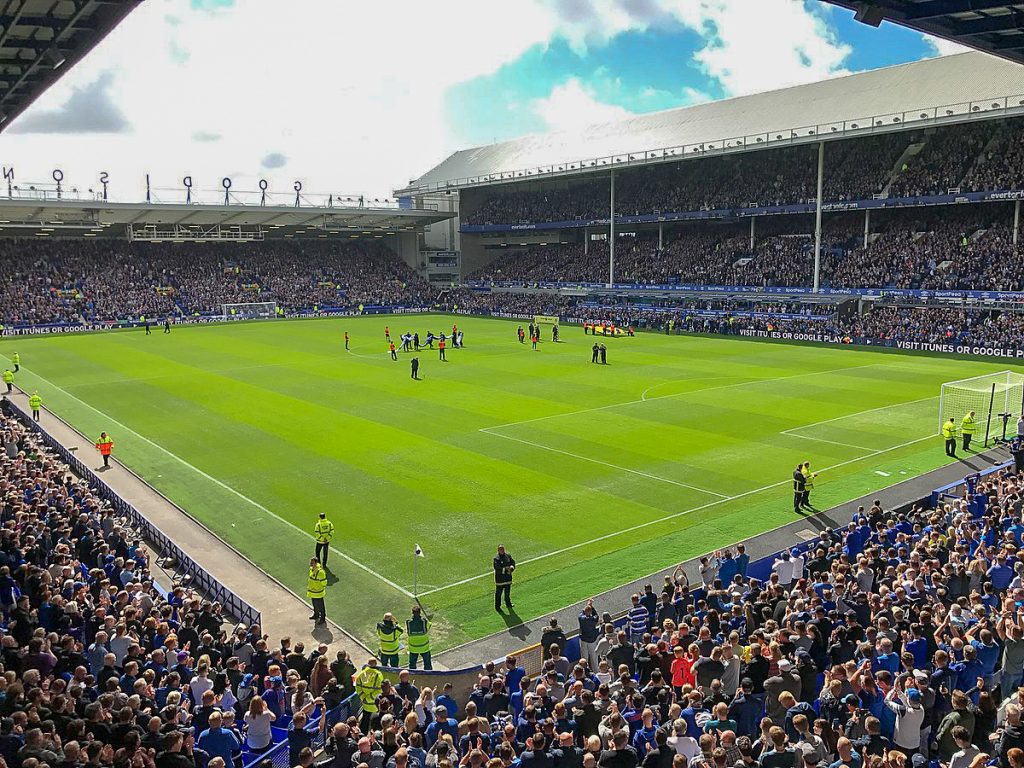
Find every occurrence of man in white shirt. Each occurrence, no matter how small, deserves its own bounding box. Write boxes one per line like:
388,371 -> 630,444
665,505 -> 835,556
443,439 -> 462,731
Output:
772,551 -> 796,590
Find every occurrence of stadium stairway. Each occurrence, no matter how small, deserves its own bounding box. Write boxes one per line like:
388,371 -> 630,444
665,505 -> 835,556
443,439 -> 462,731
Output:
6,386 -> 373,663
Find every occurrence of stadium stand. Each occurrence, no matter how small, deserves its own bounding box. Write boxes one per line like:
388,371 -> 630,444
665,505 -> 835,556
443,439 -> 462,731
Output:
0,242 -> 429,327
0,398 -> 362,768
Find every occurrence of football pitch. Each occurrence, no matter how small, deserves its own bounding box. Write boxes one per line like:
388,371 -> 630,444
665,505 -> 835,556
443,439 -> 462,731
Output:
0,314 -> 1011,651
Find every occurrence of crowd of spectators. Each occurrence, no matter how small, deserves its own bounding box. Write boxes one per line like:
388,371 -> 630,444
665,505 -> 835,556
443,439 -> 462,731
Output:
0,399 -> 364,768
0,241 -> 430,327
338,466 -> 1024,768
467,208 -> 1024,293
462,119 -> 1024,226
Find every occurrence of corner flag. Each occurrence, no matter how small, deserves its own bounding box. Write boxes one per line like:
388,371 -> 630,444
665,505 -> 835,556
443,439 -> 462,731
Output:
414,544 -> 424,557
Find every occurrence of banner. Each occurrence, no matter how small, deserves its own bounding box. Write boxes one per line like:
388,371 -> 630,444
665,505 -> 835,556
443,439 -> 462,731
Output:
464,280 -> 1024,302
738,328 -> 1024,359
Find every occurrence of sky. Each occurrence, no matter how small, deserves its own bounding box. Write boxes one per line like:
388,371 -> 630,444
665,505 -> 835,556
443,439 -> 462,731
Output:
0,0 -> 970,202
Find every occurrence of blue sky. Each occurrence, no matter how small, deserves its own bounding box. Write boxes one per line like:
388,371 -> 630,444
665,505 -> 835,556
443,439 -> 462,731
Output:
0,0 -> 969,199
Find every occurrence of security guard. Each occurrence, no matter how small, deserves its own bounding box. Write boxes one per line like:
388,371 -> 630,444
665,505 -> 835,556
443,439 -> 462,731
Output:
11,352 -> 19,372
313,512 -> 335,568
942,417 -> 958,457
28,391 -> 41,422
406,605 -> 432,670
961,410 -> 977,452
95,432 -> 114,469
494,544 -> 516,613
376,612 -> 403,667
1,368 -> 12,394
355,658 -> 384,733
307,557 -> 327,624
800,461 -> 817,509
792,464 -> 806,514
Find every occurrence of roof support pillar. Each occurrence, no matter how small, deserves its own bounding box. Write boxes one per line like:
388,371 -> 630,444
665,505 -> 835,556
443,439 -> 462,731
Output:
813,141 -> 824,293
608,169 -> 615,288
1015,200 -> 1020,247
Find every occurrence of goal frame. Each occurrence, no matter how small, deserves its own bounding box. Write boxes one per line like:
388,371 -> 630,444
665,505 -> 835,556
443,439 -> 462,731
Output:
938,370 -> 1024,447
220,301 -> 278,320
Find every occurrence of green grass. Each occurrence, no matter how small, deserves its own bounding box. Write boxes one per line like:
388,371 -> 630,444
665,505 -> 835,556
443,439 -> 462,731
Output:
0,315 -> 1013,651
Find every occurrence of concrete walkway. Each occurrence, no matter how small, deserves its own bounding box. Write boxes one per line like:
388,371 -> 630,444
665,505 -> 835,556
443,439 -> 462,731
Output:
435,443 -> 1009,669
8,387 -> 371,663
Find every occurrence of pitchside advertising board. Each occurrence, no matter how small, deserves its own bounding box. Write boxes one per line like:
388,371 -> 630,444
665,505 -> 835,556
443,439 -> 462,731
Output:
738,329 -> 1024,359
4,309 -> 1023,361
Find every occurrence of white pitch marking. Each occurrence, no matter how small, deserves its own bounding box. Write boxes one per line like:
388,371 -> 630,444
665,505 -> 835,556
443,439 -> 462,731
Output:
780,395 -> 938,433
479,427 -> 730,498
19,367 -> 415,598
485,362 -> 884,432
781,433 -> 878,452
418,431 -> 937,596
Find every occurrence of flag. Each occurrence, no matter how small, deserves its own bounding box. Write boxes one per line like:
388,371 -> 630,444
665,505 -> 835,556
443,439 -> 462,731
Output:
414,544 -> 424,557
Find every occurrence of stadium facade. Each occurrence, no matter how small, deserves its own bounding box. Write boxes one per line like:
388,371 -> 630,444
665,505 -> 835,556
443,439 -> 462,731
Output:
400,51 -> 1024,280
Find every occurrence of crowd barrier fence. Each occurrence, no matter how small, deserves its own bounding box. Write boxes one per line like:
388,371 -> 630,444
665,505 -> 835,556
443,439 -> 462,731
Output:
6,400 -> 262,628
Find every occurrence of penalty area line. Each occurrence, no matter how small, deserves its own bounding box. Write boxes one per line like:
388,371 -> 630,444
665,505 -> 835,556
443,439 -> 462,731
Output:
419,431 -> 936,597
479,427 -> 730,499
21,367 -> 415,598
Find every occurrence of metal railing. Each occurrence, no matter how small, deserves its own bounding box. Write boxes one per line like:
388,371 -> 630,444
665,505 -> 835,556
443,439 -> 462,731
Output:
406,92 -> 1024,193
7,400 -> 262,628
243,694 -> 361,768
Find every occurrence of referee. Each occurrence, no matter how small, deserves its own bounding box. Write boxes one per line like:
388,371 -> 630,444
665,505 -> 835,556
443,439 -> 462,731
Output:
493,545 -> 516,613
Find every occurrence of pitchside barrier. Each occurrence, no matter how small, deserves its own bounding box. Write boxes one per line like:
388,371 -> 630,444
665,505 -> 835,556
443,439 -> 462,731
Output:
7,400 -> 262,629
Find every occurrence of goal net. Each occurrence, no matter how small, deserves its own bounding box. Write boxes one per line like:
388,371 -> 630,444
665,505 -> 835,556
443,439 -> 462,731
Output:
221,302 -> 278,319
939,370 -> 1024,446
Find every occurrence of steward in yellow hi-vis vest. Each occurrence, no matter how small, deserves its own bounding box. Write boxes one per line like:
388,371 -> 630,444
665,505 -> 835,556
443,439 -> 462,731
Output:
376,613 -> 403,667
313,512 -> 335,568
28,392 -> 42,422
961,411 -> 977,453
355,659 -> 383,732
407,604 -> 432,670
307,557 -> 327,625
942,418 -> 958,458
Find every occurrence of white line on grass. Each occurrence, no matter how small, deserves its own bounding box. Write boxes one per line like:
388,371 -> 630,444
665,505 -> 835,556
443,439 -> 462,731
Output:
781,433 -> 878,452
479,427 -> 730,498
640,376 -> 746,401
485,362 -> 884,432
780,395 -> 938,433
21,367 -> 415,598
418,431 -> 936,596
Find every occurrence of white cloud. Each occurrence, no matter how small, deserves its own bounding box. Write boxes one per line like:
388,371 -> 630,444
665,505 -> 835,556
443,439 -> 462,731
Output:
9,71 -> 131,134
1,0 -> 558,198
543,0 -> 852,97
531,77 -> 634,131
923,34 -> 971,57
0,0 -> 860,195
669,0 -> 852,96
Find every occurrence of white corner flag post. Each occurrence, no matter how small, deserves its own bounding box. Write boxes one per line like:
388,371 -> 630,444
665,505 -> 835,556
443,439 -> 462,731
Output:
413,544 -> 424,598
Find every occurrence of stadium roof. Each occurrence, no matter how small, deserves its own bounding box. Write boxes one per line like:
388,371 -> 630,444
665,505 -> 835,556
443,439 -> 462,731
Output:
403,51 -> 1024,194
0,0 -> 141,131
824,1 -> 1024,65
0,197 -> 453,241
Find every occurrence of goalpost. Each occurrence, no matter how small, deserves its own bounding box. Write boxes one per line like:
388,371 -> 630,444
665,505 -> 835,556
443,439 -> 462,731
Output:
220,302 -> 278,320
939,370 -> 1024,446
533,314 -> 560,339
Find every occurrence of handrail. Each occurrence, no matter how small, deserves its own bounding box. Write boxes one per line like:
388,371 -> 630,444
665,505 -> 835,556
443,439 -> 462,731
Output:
242,693 -> 361,768
6,400 -> 262,628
